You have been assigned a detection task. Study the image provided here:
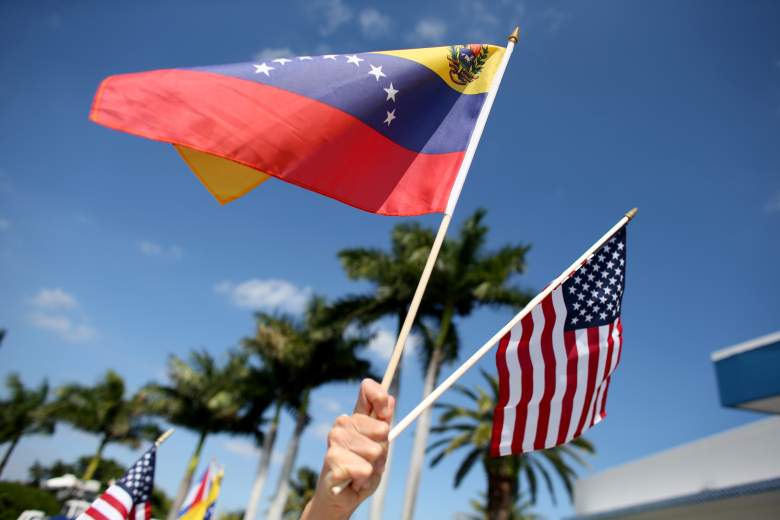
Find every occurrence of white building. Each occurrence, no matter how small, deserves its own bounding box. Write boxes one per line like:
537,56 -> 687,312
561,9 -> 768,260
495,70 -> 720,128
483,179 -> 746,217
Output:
572,331 -> 780,519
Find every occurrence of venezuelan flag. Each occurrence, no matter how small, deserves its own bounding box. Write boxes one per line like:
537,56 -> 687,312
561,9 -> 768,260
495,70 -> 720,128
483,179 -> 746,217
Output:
91,44 -> 506,216
178,463 -> 223,520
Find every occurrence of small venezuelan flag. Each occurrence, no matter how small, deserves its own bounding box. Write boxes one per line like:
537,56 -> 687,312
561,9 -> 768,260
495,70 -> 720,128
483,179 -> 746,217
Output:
90,43 -> 507,216
178,463 -> 223,520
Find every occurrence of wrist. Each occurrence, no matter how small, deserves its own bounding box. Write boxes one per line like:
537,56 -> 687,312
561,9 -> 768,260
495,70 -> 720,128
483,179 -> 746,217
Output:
301,494 -> 353,520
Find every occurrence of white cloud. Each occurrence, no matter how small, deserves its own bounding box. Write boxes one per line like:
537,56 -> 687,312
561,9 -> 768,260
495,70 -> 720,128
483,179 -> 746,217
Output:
138,240 -> 182,260
367,326 -> 419,360
407,18 -> 448,45
224,439 -> 260,457
30,288 -> 78,310
0,218 -> 10,230
309,0 -> 353,36
29,313 -> 97,343
253,47 -> 294,62
358,8 -> 391,38
537,8 -> 569,33
215,278 -> 312,314
766,192 -> 780,213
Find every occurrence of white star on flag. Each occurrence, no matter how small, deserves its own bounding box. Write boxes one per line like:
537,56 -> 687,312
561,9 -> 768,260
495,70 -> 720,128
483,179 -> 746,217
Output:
368,64 -> 386,81
298,56 -> 313,61
253,63 -> 274,76
345,54 -> 364,66
383,83 -> 399,102
272,58 -> 291,65
384,109 -> 396,126
323,54 -> 338,60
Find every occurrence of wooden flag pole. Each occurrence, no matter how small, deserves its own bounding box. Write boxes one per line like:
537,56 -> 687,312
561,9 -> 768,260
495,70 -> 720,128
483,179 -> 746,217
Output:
330,28 -> 521,495
387,209 -> 638,443
155,428 -> 175,448
380,25 -> 521,392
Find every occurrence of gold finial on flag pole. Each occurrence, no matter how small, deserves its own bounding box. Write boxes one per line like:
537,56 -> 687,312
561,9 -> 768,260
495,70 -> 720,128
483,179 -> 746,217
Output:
155,428 -> 175,447
508,26 -> 520,43
625,207 -> 638,220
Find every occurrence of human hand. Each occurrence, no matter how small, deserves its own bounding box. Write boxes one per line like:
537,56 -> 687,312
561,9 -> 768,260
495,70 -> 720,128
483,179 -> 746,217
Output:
301,379 -> 395,520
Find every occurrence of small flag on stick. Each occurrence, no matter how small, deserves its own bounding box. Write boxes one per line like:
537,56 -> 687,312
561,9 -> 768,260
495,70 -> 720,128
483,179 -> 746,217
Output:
77,446 -> 157,520
491,227 -> 627,456
178,462 -> 224,520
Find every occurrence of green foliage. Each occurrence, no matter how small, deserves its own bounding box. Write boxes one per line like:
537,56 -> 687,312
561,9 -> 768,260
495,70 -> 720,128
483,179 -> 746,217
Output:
217,511 -> 245,520
283,466 -> 318,519
52,370 -> 160,450
0,481 -> 60,520
151,486 -> 171,519
429,370 -> 594,515
141,350 -> 256,437
462,492 -> 539,520
28,456 -> 126,487
0,373 -> 54,444
243,296 -> 374,408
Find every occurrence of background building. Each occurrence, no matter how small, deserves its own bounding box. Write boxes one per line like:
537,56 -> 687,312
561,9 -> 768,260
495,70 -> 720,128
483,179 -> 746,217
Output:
572,331 -> 780,519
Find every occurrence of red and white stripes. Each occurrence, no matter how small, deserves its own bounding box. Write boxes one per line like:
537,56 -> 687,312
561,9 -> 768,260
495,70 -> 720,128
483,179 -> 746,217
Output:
78,485 -> 133,520
490,287 -> 623,456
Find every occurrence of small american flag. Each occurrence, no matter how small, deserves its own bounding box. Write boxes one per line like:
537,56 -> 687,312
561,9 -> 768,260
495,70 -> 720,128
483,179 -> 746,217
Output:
78,446 -> 156,520
491,227 -> 627,456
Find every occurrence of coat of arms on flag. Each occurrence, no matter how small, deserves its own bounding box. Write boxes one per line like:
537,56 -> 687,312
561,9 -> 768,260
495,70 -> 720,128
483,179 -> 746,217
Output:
78,445 -> 157,520
491,227 -> 627,456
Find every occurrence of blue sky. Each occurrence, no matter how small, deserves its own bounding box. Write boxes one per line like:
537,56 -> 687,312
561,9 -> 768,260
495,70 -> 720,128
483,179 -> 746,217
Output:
1,0 -> 779,518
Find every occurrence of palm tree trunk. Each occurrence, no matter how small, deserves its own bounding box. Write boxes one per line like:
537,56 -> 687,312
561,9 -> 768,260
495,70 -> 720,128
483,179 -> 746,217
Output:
485,461 -> 516,520
267,391 -> 310,520
82,435 -> 109,481
368,314 -> 405,520
401,305 -> 454,520
167,430 -> 207,520
0,434 -> 21,478
243,401 -> 282,520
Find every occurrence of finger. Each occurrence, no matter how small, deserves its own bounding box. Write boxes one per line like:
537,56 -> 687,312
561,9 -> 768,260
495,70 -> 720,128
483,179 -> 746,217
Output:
354,378 -> 392,420
325,445 -> 374,491
349,414 -> 390,442
328,424 -> 386,465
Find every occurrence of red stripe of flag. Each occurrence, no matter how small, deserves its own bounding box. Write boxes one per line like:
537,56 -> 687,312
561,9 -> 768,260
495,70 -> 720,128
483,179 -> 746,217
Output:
556,329 -> 580,445
102,491 -> 129,519
573,327 -> 601,438
511,314 -> 535,453
83,507 -> 110,520
533,296 -> 558,450
490,332 -> 512,457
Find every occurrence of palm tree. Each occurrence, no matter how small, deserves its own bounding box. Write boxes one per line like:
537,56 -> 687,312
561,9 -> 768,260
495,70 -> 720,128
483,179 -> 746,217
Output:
53,370 -> 160,481
458,492 -> 539,520
402,209 -> 532,520
334,221 -> 439,519
141,350 -> 257,520
237,363 -> 283,520
254,296 -> 373,520
0,373 -> 55,477
429,370 -> 594,519
283,466 -> 318,519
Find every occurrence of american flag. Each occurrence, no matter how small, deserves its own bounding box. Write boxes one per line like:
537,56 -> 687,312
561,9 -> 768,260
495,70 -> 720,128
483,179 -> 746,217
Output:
491,227 -> 627,456
78,446 -> 156,520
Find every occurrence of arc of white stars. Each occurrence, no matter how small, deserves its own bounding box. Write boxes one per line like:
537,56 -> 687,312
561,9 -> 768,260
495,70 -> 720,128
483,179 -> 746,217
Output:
368,64 -> 386,81
384,109 -> 396,126
383,83 -> 399,102
345,54 -> 364,66
253,62 -> 274,76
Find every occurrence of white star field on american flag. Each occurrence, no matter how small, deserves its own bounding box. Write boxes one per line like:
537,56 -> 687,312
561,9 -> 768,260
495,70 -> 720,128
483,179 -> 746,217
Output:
563,227 -> 626,330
